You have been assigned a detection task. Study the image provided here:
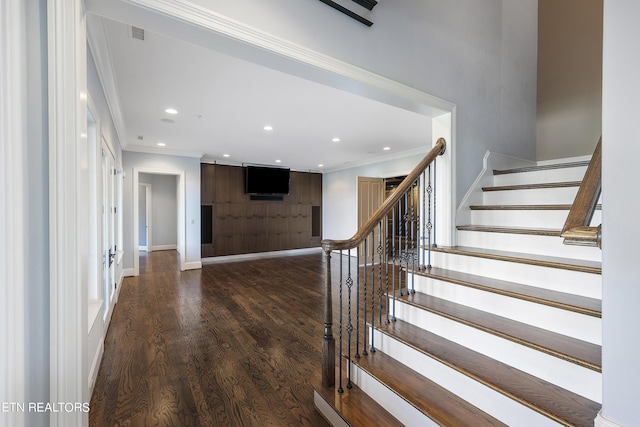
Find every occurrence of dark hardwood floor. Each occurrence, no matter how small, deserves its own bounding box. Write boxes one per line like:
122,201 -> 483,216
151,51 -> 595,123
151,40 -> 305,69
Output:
90,250 -> 332,427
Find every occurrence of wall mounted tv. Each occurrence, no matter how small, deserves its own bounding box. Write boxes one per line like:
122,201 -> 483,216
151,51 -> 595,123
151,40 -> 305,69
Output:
245,165 -> 290,195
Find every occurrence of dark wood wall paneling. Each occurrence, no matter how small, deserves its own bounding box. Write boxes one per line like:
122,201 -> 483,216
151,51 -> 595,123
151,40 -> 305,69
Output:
201,164 -> 322,257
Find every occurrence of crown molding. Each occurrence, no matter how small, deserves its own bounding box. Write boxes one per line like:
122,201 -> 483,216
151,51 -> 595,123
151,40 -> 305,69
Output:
87,13 -> 129,149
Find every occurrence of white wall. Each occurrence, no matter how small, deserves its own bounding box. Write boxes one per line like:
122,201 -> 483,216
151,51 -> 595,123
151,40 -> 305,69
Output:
323,153 -> 425,240
122,152 -> 200,270
600,1 -> 640,426
139,173 -> 178,249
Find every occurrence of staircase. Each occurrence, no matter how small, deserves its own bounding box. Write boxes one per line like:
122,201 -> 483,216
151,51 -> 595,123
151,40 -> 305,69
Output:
314,157 -> 602,426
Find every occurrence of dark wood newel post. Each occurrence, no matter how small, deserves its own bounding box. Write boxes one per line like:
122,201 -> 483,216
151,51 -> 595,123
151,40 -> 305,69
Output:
322,248 -> 335,387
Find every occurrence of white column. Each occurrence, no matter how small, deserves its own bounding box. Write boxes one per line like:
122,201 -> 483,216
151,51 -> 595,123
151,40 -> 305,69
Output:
599,0 -> 640,425
48,0 -> 89,425
0,1 -> 28,425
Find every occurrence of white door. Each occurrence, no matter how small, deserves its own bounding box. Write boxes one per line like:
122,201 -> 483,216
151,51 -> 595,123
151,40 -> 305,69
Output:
101,143 -> 117,322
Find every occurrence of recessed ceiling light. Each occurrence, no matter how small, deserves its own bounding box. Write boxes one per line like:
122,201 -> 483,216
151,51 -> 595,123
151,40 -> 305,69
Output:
157,142 -> 166,147
318,164 -> 324,168
332,137 -> 341,142
223,154 -> 230,158
383,146 -> 391,151
275,159 -> 282,163
263,125 -> 273,131
165,108 -> 178,114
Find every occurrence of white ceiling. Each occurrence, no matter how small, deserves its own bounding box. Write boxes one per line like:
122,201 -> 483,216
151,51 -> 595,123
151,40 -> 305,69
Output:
95,17 -> 433,172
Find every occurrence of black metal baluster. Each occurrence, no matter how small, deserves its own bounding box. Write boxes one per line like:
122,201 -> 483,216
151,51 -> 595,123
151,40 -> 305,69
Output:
433,158 -> 438,248
362,238 -> 368,356
403,192 -> 409,296
384,215 -> 391,324
338,250 -> 344,393
391,205 -> 397,321
346,250 -> 353,389
426,164 -> 433,269
370,230 -> 376,353
355,247 -> 360,359
421,171 -> 426,270
410,181 -> 416,294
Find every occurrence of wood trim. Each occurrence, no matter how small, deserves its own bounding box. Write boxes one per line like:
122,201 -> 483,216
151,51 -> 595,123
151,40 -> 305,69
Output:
561,138 -> 602,248
482,181 -> 582,192
322,138 -> 446,251
433,246 -> 602,275
494,160 -> 590,175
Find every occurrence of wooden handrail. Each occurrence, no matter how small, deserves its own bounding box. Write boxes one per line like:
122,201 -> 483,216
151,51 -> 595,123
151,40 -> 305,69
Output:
561,137 -> 602,248
321,138 -> 446,252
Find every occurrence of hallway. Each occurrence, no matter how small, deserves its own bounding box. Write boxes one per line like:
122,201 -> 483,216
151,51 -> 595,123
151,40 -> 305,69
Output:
89,250 -> 330,426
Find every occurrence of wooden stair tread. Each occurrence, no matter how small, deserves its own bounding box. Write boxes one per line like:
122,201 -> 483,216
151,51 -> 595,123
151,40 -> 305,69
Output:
493,161 -> 590,175
396,292 -> 601,371
353,350 -> 508,426
313,376 -> 401,427
376,319 -> 601,427
470,204 -> 602,210
457,225 -> 561,237
432,245 -> 601,274
482,181 -> 582,192
412,266 -> 601,317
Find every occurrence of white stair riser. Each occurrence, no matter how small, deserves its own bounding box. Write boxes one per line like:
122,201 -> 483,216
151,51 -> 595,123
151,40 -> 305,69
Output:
430,251 -> 601,298
373,330 -> 564,427
392,300 -> 602,403
469,209 -> 602,229
313,392 -> 350,427
483,187 -> 579,205
351,363 -> 439,427
412,275 -> 601,344
457,230 -> 602,262
493,167 -> 587,186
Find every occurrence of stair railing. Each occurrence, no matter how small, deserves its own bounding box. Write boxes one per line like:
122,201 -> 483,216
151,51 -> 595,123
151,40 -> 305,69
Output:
561,137 -> 602,248
320,138 -> 446,390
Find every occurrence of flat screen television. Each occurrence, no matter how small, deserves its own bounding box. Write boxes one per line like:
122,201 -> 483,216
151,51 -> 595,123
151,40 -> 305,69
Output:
245,165 -> 290,195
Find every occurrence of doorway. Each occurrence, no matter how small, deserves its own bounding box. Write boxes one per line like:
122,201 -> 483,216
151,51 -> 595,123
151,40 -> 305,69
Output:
132,168 -> 186,275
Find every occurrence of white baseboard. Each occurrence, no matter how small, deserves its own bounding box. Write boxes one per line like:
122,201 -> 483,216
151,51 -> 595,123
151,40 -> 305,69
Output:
88,341 -> 104,395
152,244 -> 177,251
595,411 -> 623,427
123,268 -> 135,277
184,261 -> 202,270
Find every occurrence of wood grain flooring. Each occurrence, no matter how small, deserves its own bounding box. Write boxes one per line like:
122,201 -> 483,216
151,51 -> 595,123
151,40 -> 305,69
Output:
90,250 -> 332,427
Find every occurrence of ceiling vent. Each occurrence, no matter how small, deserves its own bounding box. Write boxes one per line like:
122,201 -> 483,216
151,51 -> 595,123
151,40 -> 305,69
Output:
129,26 -> 145,41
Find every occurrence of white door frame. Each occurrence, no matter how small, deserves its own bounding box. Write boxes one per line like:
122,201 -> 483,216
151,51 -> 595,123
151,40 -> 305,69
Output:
138,183 -> 152,252
133,168 -> 186,275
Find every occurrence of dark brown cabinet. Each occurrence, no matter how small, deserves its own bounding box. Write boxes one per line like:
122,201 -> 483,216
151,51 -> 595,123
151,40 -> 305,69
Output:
201,164 -> 322,257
